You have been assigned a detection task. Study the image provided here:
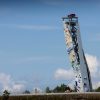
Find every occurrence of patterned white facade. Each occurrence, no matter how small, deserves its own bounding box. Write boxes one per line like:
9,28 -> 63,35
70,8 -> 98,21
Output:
62,14 -> 92,92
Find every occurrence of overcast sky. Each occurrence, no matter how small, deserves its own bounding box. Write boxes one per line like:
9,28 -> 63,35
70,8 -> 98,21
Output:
0,0 -> 100,93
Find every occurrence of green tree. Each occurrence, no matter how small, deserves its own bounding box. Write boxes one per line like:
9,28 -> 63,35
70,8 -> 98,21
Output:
23,90 -> 30,94
45,87 -> 51,93
53,84 -> 71,93
53,86 -> 60,93
2,90 -> 10,100
95,87 -> 100,92
45,84 -> 72,93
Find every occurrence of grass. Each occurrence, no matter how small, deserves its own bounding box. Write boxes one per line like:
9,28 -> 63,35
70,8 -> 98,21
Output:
0,93 -> 100,100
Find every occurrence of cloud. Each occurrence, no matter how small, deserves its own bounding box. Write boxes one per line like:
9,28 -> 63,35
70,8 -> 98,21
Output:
12,83 -> 25,93
0,73 -> 11,85
85,53 -> 100,89
54,68 -> 74,80
17,25 -> 59,30
0,53 -> 62,65
0,24 -> 59,31
54,53 -> 100,80
54,53 -> 100,89
85,53 -> 99,77
0,73 -> 11,91
0,73 -> 25,93
10,56 -> 57,65
93,81 -> 100,89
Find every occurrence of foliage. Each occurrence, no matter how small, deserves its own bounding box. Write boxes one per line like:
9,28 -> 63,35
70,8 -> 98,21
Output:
53,84 -> 71,93
95,87 -> 100,92
45,87 -> 51,93
45,84 -> 72,93
2,90 -> 10,100
23,90 -> 30,94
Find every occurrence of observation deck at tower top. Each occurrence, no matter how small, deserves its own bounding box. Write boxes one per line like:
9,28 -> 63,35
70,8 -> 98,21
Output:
62,14 -> 78,26
62,14 -> 78,20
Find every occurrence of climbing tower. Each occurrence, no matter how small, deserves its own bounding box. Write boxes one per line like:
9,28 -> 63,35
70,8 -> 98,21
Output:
62,14 -> 92,92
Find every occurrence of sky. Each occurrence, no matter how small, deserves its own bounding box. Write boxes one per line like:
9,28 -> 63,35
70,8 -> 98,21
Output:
0,0 -> 100,93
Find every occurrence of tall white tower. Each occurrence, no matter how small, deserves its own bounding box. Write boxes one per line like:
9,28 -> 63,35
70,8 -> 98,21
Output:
62,14 -> 92,92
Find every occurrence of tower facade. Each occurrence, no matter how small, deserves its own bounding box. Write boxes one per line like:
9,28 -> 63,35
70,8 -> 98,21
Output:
62,14 -> 92,92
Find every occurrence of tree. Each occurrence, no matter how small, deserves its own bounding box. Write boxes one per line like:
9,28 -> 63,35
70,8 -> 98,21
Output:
45,84 -> 72,93
53,84 -> 72,93
95,87 -> 100,92
53,86 -> 60,93
45,87 -> 51,93
2,90 -> 10,100
23,90 -> 30,94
